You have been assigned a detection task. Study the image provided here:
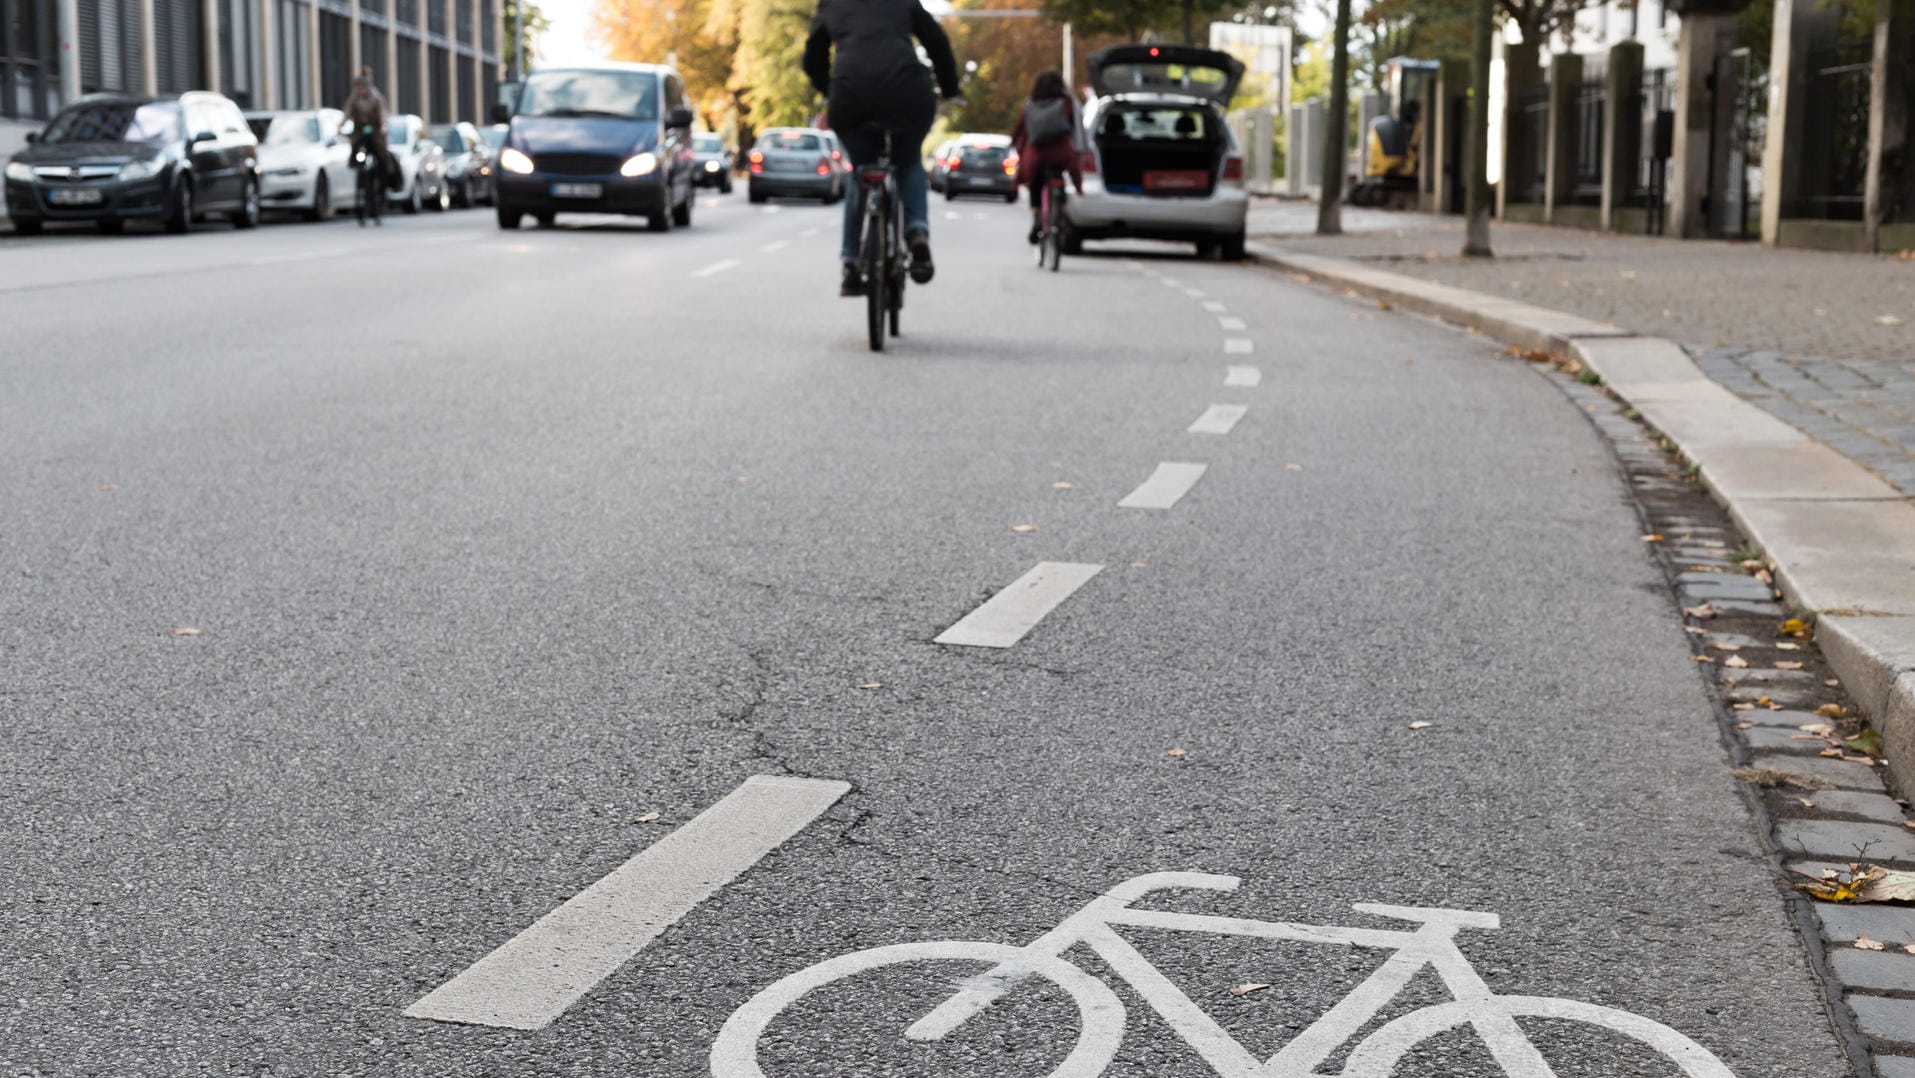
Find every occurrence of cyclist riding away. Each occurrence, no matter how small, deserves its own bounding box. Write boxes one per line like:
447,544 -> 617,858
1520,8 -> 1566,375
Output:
1011,70 -> 1085,246
803,0 -> 962,297
338,69 -> 394,185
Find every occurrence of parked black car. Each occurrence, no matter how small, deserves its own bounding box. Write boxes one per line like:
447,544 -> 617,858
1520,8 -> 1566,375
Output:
491,61 -> 699,232
429,121 -> 495,207
4,91 -> 261,235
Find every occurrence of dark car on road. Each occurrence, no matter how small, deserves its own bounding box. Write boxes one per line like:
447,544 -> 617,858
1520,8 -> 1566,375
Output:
5,91 -> 261,235
491,61 -> 699,232
942,134 -> 1017,202
746,127 -> 844,204
429,121 -> 495,207
692,133 -> 733,193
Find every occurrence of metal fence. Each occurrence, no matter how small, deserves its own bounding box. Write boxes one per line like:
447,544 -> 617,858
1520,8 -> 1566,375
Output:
1507,84 -> 1549,204
1799,38 -> 1871,220
1571,68 -> 1606,205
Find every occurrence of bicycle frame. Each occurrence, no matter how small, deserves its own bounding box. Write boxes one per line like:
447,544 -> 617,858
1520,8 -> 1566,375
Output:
908,871 -> 1554,1078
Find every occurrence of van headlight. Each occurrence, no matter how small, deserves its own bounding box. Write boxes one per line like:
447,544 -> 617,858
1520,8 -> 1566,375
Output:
4,161 -> 32,182
620,152 -> 658,177
119,158 -> 165,181
499,146 -> 534,174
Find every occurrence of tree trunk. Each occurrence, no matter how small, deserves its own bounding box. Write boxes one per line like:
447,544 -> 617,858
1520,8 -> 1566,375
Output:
1316,0 -> 1353,234
1463,0 -> 1495,256
1182,0 -> 1195,45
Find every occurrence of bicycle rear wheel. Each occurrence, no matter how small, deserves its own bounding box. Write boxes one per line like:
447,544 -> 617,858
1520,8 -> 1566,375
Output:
1047,190 -> 1065,272
864,204 -> 887,352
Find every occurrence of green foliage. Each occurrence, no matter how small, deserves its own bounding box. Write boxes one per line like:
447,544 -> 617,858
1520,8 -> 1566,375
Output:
728,0 -> 821,128
503,0 -> 551,75
1361,0 -> 1474,69
1039,0 -> 1238,43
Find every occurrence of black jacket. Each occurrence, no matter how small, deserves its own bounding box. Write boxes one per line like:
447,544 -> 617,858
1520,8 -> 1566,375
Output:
804,0 -> 961,132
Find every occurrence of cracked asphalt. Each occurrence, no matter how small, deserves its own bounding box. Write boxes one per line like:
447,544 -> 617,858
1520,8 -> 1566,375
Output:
0,196 -> 1854,1076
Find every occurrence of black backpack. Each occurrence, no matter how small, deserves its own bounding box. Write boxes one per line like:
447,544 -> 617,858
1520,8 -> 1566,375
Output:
1024,98 -> 1075,148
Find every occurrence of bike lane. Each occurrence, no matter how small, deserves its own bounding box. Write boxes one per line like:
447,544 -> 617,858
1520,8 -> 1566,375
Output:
379,241 -> 1850,1076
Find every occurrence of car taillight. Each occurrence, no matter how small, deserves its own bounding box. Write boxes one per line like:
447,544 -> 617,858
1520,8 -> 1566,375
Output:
831,149 -> 842,161
946,156 -> 962,169
1223,156 -> 1244,182
1003,155 -> 1018,175
748,150 -> 764,175
817,156 -> 831,175
1079,151 -> 1098,174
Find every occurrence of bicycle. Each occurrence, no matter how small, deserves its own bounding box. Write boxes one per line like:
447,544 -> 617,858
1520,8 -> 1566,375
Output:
710,871 -> 1736,1077
852,123 -> 906,353
1035,167 -> 1068,273
351,126 -> 385,227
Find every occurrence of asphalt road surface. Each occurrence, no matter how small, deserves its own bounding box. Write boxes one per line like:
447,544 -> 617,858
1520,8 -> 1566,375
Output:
1,193 -> 1850,1077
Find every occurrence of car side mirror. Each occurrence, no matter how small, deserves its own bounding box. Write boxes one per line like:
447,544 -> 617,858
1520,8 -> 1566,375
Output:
667,107 -> 695,130
490,102 -> 511,124
24,131 -> 38,143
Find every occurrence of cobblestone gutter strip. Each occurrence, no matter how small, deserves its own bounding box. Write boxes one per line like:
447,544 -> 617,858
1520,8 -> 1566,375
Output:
1248,242 -> 1915,797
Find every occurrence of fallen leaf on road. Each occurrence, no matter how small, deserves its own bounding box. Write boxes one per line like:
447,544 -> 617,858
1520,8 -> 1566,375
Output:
1858,935 -> 1887,949
1408,721 -> 1434,730
1798,723 -> 1837,737
1876,315 -> 1905,327
168,627 -> 201,636
1732,703 -> 1754,711
1709,642 -> 1742,652
1818,703 -> 1848,720
97,484 -> 118,492
1641,534 -> 1664,542
1778,642 -> 1802,651
1686,626 -> 1707,635
1052,482 -> 1073,490
1692,655 -> 1715,664
1686,565 -> 1724,573
1732,768 -> 1832,790
1850,730 -> 1884,757
1741,559 -> 1764,571
1620,270 -> 1638,279
632,812 -> 661,824
1229,983 -> 1272,997
1010,524 -> 1038,533
1377,299 -> 1394,311
1166,748 -> 1188,758
1129,561 -> 1148,569
1755,569 -> 1775,585
1777,661 -> 1805,670
1684,604 -> 1717,619
1284,463 -> 1304,472
1780,618 -> 1812,638
856,682 -> 883,690
1821,748 -> 1846,758
1797,798 -> 1815,808
1723,654 -> 1749,668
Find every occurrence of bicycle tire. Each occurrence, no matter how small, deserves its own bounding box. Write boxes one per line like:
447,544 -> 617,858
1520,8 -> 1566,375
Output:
708,940 -> 1124,1078
1048,189 -> 1065,272
1341,995 -> 1736,1078
864,196 -> 887,352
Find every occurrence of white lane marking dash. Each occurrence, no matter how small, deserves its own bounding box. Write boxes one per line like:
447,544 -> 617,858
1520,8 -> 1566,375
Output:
692,258 -> 743,279
1224,365 -> 1262,388
761,239 -> 791,253
1188,404 -> 1248,435
944,211 -> 963,221
1201,300 -> 1227,313
1160,277 -> 1183,288
801,227 -> 822,238
1118,462 -> 1209,510
935,562 -> 1104,649
1224,338 -> 1255,355
1182,287 -> 1206,298
404,775 -> 850,1031
1217,316 -> 1247,331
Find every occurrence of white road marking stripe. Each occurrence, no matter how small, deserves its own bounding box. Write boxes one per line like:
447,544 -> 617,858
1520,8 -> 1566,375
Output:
1182,287 -> 1206,298
250,248 -> 350,266
1224,365 -> 1262,387
1201,300 -> 1227,313
935,562 -> 1104,649
703,197 -> 720,207
801,227 -> 822,237
972,212 -> 989,220
404,775 -> 851,1031
692,258 -> 743,278
1117,462 -> 1208,510
944,211 -> 963,221
1224,338 -> 1255,355
1160,277 -> 1183,287
761,239 -> 790,253
1188,404 -> 1248,435
1218,316 -> 1247,331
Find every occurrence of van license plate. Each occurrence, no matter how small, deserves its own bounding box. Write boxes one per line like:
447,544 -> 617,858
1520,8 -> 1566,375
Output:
550,182 -> 602,199
50,188 -> 105,205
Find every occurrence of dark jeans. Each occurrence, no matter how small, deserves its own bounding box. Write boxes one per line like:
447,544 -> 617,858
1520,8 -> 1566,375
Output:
834,122 -> 931,265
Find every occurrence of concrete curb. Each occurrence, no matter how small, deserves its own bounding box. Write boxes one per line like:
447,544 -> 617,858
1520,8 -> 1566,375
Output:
1249,240 -> 1915,796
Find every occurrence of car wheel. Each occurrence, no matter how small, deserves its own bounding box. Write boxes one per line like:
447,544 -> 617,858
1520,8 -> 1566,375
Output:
96,218 -> 125,235
453,180 -> 470,208
1004,191 -> 1018,204
13,216 -> 44,235
944,189 -> 956,202
748,187 -> 766,204
672,188 -> 693,227
233,176 -> 261,229
164,176 -> 194,234
648,202 -> 673,232
1195,238 -> 1219,259
307,174 -> 333,222
720,176 -> 733,194
497,204 -> 523,230
404,183 -> 422,214
1062,227 -> 1084,256
432,182 -> 449,212
1220,230 -> 1247,262
534,211 -> 556,228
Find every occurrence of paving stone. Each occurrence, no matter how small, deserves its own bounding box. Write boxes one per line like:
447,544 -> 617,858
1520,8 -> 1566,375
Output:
1743,726 -> 1827,752
1807,791 -> 1911,824
1687,598 -> 1785,618
1833,950 -> 1915,993
1817,902 -> 1915,944
1675,572 -> 1780,602
1847,995 -> 1915,1043
1877,1056 -> 1915,1078
1778,819 -> 1915,862
1732,706 -> 1830,727
1751,751 -> 1886,791
1725,668 -> 1820,685
1727,685 -> 1821,707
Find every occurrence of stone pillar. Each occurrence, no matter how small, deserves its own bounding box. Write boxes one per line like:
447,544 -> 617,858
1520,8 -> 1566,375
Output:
1668,13 -> 1734,236
309,0 -> 323,109
1497,38 -> 1542,217
1252,106 -> 1274,190
203,0 -> 222,90
55,0 -> 78,103
417,30 -> 429,118
1285,103 -> 1304,194
1866,0 -> 1915,248
139,0 -> 158,94
384,27 -> 398,107
1544,52 -> 1583,223
1357,89 -> 1384,179
1302,96 -> 1326,195
1761,0 -> 1818,243
258,0 -> 277,107
349,0 -> 362,76
469,0 -> 482,122
1602,40 -> 1644,230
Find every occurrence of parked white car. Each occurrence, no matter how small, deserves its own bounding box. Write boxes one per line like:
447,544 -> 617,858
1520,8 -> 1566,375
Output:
245,108 -> 352,221
386,114 -> 450,214
1067,44 -> 1250,261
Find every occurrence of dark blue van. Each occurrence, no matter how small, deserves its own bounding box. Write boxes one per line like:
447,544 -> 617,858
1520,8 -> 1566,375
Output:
491,61 -> 698,232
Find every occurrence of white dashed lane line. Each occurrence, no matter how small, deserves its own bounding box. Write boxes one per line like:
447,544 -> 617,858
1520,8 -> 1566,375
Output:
1201,300 -> 1227,313
801,227 -> 822,238
1224,338 -> 1255,355
761,239 -> 791,253
1117,462 -> 1209,510
935,562 -> 1104,649
404,775 -> 851,1031
1217,316 -> 1247,331
1188,404 -> 1248,435
692,258 -> 743,279
1182,287 -> 1206,299
1224,365 -> 1262,387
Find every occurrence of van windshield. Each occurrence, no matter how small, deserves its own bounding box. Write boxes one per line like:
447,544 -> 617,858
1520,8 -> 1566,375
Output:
518,70 -> 659,121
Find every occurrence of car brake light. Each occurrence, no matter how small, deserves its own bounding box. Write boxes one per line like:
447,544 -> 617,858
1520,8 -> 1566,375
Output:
1149,46 -> 1160,57
1223,156 -> 1244,181
946,156 -> 962,169
1003,156 -> 1017,175
748,151 -> 763,163
817,156 -> 831,175
831,150 -> 842,161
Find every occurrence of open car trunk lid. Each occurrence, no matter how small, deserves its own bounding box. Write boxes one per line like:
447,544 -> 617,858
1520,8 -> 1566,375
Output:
1093,101 -> 1227,198
1087,45 -> 1245,106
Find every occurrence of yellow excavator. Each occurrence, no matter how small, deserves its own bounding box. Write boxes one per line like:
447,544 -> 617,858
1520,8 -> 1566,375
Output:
1349,57 -> 1440,208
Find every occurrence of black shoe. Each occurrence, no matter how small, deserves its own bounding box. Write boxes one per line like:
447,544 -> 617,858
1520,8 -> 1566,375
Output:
908,233 -> 934,284
1028,225 -> 1042,245
840,264 -> 867,297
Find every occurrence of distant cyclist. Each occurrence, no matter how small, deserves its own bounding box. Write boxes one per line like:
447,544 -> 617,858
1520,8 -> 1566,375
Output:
338,69 -> 394,183
1011,71 -> 1085,246
803,0 -> 962,297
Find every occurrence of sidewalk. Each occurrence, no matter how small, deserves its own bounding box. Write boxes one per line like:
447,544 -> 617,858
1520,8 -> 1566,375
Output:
1246,204 -> 1915,495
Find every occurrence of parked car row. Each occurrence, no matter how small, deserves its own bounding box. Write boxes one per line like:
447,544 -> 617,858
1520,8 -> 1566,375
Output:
4,87 -> 510,235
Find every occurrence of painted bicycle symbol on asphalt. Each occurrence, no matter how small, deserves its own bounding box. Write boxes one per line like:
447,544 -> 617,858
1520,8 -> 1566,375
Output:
711,871 -> 1736,1077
